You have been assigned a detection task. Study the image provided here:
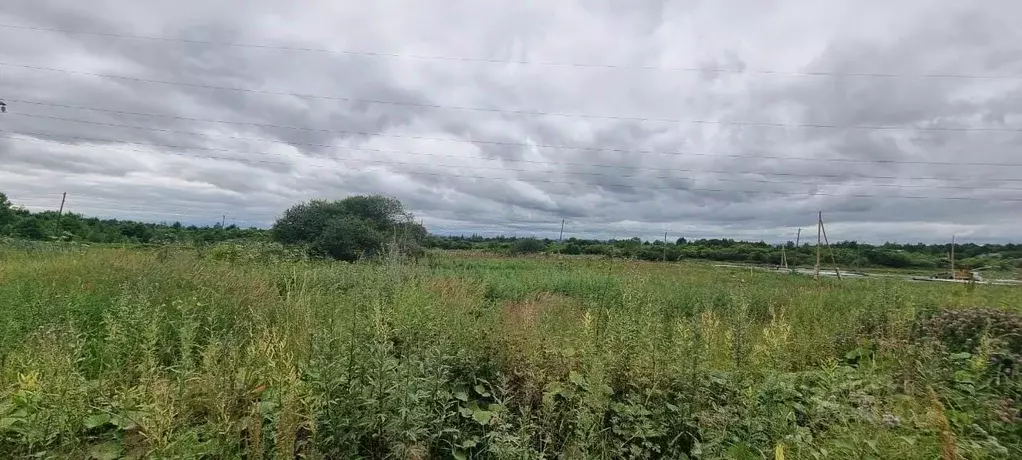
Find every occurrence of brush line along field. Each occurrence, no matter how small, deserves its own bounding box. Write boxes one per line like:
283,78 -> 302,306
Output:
0,245 -> 1020,459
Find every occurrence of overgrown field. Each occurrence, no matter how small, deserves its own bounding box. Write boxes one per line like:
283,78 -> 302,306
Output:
1,246 -> 1020,459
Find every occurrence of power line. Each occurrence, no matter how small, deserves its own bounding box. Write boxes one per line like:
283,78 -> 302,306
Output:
10,201 -> 677,238
16,200 -> 217,216
7,197 -> 810,238
15,198 -> 279,225
12,195 -> 566,229
0,198 -> 919,243
8,101 -> 1022,173
8,113 -> 1022,190
6,130 -> 1022,202
4,62 -> 1022,133
1,23 -> 1019,80
7,126 -> 1022,192
9,191 -> 1001,241
10,195 -> 699,235
16,196 -> 282,217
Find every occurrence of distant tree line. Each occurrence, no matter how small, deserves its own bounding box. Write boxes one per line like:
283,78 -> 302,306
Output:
0,192 -> 264,244
426,234 -> 1022,271
3,191 -> 1020,270
0,193 -> 428,262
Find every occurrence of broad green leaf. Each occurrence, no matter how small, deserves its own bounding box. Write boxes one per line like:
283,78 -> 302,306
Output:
472,408 -> 493,425
568,371 -> 585,387
84,413 -> 112,429
952,370 -> 974,383
88,440 -> 122,460
259,400 -> 279,415
727,442 -> 757,460
0,417 -> 19,430
120,411 -> 146,431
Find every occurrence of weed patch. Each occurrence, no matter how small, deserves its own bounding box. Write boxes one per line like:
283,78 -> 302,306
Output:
0,248 -> 1020,458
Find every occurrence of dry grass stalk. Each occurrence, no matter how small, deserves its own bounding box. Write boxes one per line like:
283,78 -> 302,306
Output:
928,387 -> 959,460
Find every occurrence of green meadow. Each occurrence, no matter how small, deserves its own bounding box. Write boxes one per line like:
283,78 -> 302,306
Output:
0,245 -> 1019,459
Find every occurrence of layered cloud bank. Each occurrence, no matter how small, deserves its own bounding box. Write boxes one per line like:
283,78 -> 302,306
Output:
1,0 -> 1021,242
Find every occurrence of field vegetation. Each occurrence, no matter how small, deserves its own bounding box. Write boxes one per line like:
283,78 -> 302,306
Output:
4,192 -> 1022,273
1,242 -> 1020,459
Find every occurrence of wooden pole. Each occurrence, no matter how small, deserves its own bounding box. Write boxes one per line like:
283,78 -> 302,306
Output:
663,231 -> 668,262
57,192 -> 67,217
794,228 -> 801,271
558,219 -> 565,242
781,245 -> 788,270
820,214 -> 841,280
950,235 -> 956,279
815,212 -> 822,280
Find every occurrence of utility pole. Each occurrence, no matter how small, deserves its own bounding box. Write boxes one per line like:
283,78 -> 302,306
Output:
794,228 -> 802,270
221,214 -> 226,228
815,212 -> 822,280
57,192 -> 67,217
663,231 -> 668,262
950,235 -> 956,279
820,213 -> 841,280
558,219 -> 565,242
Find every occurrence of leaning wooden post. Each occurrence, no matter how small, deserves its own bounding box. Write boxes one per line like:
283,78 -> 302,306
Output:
814,211 -> 822,280
820,212 -> 841,280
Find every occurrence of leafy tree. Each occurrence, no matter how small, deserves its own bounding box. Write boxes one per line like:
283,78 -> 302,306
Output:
271,195 -> 423,261
512,237 -> 546,254
0,192 -> 11,216
120,222 -> 154,243
315,215 -> 385,261
0,192 -> 12,234
272,201 -> 345,246
13,217 -> 46,240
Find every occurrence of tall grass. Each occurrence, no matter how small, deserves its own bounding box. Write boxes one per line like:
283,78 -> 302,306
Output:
0,246 -> 1019,459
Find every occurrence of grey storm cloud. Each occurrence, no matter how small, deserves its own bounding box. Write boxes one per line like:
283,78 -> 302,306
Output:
1,0 -> 1021,242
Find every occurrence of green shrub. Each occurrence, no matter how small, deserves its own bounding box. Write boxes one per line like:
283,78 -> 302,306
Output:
917,307 -> 1022,355
511,238 -> 545,255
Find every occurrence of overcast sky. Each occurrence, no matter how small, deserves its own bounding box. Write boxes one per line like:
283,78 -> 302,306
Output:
1,0 -> 1021,243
